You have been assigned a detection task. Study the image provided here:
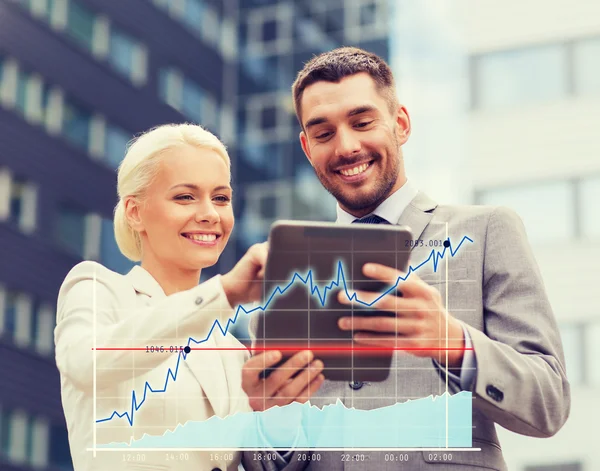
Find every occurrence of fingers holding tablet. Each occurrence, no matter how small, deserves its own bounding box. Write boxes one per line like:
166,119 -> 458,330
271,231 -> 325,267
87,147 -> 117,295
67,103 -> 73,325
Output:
242,350 -> 325,411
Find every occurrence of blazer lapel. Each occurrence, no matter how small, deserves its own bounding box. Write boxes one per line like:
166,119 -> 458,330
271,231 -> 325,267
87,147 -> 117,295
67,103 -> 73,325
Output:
183,336 -> 230,418
396,191 -> 438,243
126,266 -> 230,418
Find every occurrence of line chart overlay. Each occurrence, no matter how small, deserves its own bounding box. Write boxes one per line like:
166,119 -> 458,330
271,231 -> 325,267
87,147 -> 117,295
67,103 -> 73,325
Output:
99,392 -> 473,449
95,236 -> 475,427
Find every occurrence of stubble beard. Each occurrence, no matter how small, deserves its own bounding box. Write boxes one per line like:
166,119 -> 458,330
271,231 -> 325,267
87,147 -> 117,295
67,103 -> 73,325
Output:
314,148 -> 401,212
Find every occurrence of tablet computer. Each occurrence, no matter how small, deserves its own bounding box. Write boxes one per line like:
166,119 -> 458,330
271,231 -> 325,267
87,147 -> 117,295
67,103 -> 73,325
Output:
254,220 -> 412,382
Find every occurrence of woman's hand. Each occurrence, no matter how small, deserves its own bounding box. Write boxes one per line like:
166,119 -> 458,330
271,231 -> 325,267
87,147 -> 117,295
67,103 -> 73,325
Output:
242,350 -> 325,411
221,242 -> 268,307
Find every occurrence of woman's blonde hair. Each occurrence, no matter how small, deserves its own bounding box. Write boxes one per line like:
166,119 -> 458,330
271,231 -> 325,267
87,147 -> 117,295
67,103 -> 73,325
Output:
114,123 -> 230,261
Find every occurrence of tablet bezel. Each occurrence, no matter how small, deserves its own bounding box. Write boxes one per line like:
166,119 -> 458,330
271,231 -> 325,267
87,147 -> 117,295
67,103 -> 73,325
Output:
254,220 -> 413,382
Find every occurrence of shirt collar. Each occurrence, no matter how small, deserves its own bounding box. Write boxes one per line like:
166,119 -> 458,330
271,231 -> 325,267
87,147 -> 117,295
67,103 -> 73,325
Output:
335,180 -> 419,224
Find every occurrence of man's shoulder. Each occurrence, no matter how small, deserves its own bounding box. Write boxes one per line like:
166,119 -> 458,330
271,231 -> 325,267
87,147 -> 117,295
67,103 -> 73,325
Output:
432,203 -> 520,226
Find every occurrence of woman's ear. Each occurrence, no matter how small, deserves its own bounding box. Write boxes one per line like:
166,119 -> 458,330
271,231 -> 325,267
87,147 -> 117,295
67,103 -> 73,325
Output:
124,197 -> 144,232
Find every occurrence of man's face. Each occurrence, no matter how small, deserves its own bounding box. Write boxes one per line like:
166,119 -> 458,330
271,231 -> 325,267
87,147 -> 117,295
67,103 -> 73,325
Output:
299,73 -> 410,217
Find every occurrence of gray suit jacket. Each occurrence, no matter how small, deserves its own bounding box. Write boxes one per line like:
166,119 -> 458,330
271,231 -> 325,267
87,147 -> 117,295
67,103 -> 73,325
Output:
245,192 -> 570,471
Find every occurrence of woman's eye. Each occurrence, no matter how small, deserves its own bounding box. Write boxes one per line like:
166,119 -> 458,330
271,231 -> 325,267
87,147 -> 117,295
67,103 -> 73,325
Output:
175,194 -> 194,201
213,195 -> 231,203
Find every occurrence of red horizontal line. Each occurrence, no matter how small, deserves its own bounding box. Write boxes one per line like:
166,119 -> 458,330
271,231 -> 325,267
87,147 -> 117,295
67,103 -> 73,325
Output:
92,347 -> 474,351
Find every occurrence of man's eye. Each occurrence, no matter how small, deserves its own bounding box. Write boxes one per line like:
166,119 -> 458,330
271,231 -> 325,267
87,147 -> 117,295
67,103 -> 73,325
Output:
315,132 -> 332,139
355,121 -> 373,128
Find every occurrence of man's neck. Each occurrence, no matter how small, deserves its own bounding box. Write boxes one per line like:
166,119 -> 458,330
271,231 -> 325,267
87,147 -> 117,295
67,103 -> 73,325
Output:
340,176 -> 408,218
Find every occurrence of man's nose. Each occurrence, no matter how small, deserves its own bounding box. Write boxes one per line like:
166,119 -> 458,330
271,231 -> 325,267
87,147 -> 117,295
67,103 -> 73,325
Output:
335,128 -> 361,158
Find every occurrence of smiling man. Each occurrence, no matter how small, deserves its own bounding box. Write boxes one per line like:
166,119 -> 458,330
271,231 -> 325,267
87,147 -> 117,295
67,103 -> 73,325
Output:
276,47 -> 570,470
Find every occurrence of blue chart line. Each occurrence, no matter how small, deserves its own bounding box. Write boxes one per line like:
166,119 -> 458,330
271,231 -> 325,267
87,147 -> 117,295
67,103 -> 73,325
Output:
96,236 -> 474,426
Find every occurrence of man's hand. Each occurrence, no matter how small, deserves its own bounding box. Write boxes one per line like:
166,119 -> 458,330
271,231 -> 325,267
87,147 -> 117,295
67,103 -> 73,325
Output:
242,350 -> 325,411
337,263 -> 465,369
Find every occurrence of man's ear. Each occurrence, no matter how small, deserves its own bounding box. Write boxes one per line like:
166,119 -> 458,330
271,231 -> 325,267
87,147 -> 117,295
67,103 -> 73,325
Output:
395,104 -> 411,146
299,131 -> 314,167
124,197 -> 144,233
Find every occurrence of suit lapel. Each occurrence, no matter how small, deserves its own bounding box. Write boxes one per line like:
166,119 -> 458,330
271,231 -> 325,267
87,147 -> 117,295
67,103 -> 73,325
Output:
126,266 -> 230,418
183,336 -> 230,418
395,191 -> 438,243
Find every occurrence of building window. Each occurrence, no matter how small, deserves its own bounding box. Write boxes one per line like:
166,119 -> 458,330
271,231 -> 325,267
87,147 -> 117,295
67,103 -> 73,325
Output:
244,92 -> 293,142
0,171 -> 37,232
246,3 -> 293,55
218,104 -> 236,144
3,174 -> 38,233
0,289 -> 18,341
574,36 -> 600,97
16,0 -> 146,86
29,417 -> 49,468
344,0 -> 388,42
104,123 -> 131,168
158,67 -> 217,127
49,423 -> 72,469
4,409 -> 28,464
108,26 -> 147,85
293,164 -> 337,220
0,288 -> 33,348
8,62 -> 51,126
15,67 -> 30,116
473,44 -> 568,110
30,300 -> 55,356
55,205 -> 101,258
181,0 -> 205,37
152,0 -> 221,49
62,98 -> 92,152
181,76 -> 206,123
158,67 -> 181,109
477,180 -> 576,243
244,181 -> 292,229
0,408 -> 50,468
65,0 -> 96,51
580,175 -> 600,239
219,16 -> 238,60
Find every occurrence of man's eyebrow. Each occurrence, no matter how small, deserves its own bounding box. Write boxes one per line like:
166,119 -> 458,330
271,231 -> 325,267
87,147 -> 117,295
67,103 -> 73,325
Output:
305,105 -> 377,130
305,117 -> 328,129
348,105 -> 376,117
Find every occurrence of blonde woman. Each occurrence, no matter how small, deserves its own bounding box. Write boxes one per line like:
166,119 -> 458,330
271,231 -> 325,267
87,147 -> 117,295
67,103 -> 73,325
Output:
55,124 -> 323,471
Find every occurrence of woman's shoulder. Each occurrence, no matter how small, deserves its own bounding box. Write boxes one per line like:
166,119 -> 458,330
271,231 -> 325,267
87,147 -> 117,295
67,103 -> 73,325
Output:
57,261 -> 133,318
63,260 -> 125,285
58,261 -> 131,304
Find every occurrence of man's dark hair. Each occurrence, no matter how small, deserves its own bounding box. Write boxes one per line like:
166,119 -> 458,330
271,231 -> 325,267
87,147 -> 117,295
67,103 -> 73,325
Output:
292,47 -> 398,127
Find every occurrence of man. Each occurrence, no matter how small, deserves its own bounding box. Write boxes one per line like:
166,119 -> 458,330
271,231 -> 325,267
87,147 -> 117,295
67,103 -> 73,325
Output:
242,47 -> 570,471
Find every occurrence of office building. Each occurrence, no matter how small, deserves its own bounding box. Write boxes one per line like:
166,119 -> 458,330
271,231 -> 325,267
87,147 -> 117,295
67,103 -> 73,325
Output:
0,0 -> 235,468
390,1 -> 600,469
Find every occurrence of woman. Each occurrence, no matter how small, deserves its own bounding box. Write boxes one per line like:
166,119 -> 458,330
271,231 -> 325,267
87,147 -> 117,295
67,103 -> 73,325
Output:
54,124 -> 275,470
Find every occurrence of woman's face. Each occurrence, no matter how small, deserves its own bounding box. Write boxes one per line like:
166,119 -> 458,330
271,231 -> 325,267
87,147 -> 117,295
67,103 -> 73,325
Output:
134,144 -> 234,271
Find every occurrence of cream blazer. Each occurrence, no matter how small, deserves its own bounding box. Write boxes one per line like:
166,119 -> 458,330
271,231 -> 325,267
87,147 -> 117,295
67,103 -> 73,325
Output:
55,261 -> 251,471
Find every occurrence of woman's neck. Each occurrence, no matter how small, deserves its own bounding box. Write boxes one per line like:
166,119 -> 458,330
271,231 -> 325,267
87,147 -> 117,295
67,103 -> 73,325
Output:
140,256 -> 201,296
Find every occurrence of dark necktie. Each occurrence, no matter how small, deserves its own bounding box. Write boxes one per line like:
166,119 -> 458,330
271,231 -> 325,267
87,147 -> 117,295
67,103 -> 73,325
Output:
352,214 -> 389,224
